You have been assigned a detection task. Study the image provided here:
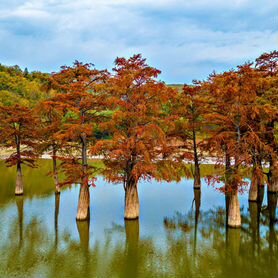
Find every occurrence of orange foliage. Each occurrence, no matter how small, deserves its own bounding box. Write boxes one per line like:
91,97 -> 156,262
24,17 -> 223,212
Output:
90,54 -> 177,186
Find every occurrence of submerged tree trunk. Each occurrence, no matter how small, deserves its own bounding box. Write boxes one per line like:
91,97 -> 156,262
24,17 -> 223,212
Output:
268,159 -> 278,193
224,149 -> 232,226
15,135 -> 24,195
76,173 -> 90,221
124,177 -> 139,220
249,177 -> 259,202
76,133 -> 90,221
228,191 -> 241,228
15,162 -> 24,195
53,147 -> 60,194
225,192 -> 231,227
249,170 -> 264,202
249,156 -> 264,202
193,129 -> 201,189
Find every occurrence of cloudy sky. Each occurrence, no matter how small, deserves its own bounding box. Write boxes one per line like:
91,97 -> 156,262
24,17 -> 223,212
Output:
0,0 -> 277,83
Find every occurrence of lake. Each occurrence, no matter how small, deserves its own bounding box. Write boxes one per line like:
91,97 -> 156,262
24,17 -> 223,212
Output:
0,160 -> 277,278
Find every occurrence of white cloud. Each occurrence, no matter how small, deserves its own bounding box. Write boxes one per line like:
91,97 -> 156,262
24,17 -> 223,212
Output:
0,0 -> 277,83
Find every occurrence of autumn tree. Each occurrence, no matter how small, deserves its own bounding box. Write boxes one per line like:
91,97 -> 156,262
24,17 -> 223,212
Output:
91,54 -> 176,219
36,100 -> 64,193
50,61 -> 108,220
255,51 -> 278,193
0,105 -> 39,195
175,83 -> 207,189
204,64 -> 265,227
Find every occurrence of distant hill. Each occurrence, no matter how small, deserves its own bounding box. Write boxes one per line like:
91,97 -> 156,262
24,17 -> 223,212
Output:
167,84 -> 183,92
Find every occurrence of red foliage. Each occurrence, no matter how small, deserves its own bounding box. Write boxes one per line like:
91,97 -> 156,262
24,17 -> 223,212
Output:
91,54 -> 177,186
0,104 -> 40,168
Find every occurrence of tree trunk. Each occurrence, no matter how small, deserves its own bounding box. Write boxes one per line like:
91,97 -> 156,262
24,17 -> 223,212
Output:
76,181 -> 90,221
15,136 -> 23,195
53,147 -> 60,194
76,133 -> 90,221
249,183 -> 258,202
124,179 -> 139,220
225,149 -> 231,172
193,129 -> 201,189
249,155 -> 264,202
228,191 -> 241,228
193,163 -> 201,189
15,162 -> 24,195
268,159 -> 278,193
81,132 -> 88,166
225,192 -> 231,227
249,172 -> 260,202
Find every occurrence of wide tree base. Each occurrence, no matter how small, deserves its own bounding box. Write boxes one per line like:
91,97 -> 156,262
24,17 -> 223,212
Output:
268,185 -> 278,193
124,182 -> 140,220
76,213 -> 90,221
76,184 -> 90,221
15,174 -> 24,195
124,216 -> 139,220
227,192 -> 241,228
248,182 -> 258,202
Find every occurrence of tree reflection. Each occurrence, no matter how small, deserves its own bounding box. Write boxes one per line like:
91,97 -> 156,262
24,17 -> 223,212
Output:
54,193 -> 60,248
15,196 -> 24,247
123,220 -> 140,278
76,219 -> 91,277
267,192 -> 277,256
163,198 -> 278,278
193,189 -> 201,256
0,194 -> 277,278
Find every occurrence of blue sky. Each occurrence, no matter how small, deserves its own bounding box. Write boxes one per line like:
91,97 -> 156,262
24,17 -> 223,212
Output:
0,0 -> 277,83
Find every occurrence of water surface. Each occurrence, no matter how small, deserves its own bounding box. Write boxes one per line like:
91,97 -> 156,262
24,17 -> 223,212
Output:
0,160 -> 277,278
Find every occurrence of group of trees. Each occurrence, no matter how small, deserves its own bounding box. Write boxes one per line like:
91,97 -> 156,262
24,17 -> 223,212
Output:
0,51 -> 277,228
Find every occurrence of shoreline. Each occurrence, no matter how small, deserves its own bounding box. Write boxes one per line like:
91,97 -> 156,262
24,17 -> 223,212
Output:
0,153 -> 269,167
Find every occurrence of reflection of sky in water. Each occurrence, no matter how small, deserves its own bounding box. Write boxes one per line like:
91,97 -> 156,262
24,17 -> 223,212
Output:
0,165 -> 277,278
0,176 -> 276,250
